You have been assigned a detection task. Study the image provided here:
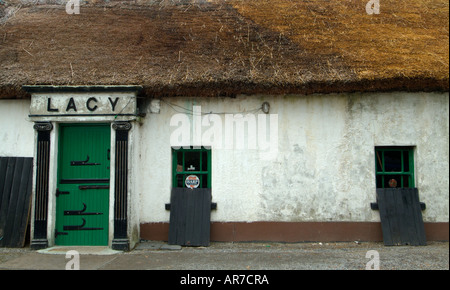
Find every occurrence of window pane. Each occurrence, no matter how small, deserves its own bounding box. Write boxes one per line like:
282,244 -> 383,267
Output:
176,174 -> 184,187
384,151 -> 402,172
384,175 -> 402,188
402,175 -> 410,188
184,151 -> 200,172
376,151 -> 383,172
202,151 -> 208,172
198,174 -> 208,188
176,151 -> 183,172
403,151 -> 410,172
376,175 -> 383,188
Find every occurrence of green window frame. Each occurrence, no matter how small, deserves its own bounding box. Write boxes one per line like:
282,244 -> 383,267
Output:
172,147 -> 211,189
375,147 -> 415,189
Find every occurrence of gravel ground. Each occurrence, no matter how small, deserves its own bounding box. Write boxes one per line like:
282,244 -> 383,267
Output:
1,241 -> 448,270
124,241 -> 449,270
115,241 -> 448,270
0,247 -> 34,265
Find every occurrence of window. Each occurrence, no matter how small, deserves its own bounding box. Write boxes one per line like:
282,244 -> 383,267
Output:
375,147 -> 415,188
172,147 -> 211,189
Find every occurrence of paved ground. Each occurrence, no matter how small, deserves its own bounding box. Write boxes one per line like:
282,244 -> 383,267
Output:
0,241 -> 448,270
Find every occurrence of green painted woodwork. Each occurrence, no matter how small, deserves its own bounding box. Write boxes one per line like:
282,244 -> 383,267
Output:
172,147 -> 211,189
375,147 -> 415,189
55,124 -> 111,246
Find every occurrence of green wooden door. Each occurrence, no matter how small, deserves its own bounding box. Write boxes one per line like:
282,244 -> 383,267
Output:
55,124 -> 111,246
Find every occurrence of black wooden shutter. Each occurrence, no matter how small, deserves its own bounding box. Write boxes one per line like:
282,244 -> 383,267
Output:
0,157 -> 33,247
169,188 -> 212,247
376,188 -> 427,246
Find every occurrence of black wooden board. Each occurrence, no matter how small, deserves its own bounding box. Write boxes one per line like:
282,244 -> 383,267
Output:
169,188 -> 212,247
0,157 -> 33,248
376,188 -> 427,246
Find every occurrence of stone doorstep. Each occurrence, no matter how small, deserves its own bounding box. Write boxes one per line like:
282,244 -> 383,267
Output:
37,246 -> 121,255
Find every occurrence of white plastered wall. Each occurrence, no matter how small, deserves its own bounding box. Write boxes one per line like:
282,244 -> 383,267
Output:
136,92 -> 449,224
1,92 -> 448,231
0,99 -> 34,157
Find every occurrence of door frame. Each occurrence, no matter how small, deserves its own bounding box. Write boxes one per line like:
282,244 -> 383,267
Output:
30,120 -> 134,250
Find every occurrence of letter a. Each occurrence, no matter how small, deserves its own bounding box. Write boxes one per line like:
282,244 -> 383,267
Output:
65,250 -> 80,270
66,0 -> 80,15
366,0 -> 380,15
365,250 -> 380,270
66,97 -> 77,112
170,113 -> 191,150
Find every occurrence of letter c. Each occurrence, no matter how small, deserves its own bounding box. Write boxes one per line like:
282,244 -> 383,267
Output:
86,97 -> 98,112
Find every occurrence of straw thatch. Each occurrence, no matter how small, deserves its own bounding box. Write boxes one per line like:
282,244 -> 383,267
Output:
0,0 -> 448,99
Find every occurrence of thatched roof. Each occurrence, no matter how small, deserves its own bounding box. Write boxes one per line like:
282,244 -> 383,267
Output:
0,0 -> 448,99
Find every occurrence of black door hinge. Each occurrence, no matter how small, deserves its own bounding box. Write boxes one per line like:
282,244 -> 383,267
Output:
56,188 -> 70,197
55,230 -> 68,238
